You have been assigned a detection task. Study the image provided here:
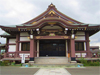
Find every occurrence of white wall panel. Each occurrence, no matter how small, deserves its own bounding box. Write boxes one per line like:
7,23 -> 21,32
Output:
20,37 -> 30,41
20,32 -> 29,36
75,53 -> 86,57
84,42 -> 86,51
75,53 -> 81,57
8,45 -> 16,52
75,36 -> 85,40
19,43 -> 21,51
76,31 -> 85,35
9,39 -> 16,43
19,53 -> 30,57
82,53 -> 86,57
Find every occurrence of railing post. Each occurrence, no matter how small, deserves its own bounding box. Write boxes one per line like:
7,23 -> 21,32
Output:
95,54 -> 97,58
76,55 -> 77,58
81,53 -> 82,57
15,52 -> 18,58
4,53 -> 6,58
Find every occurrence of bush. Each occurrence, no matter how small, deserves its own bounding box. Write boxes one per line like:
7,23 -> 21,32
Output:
20,63 -> 22,66
11,62 -> 15,66
3,60 -> 10,66
79,58 -> 88,66
0,61 -> 4,66
79,58 -> 100,66
0,60 -> 10,66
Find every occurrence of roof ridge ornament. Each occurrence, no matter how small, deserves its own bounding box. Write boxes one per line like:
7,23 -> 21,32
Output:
48,3 -> 56,8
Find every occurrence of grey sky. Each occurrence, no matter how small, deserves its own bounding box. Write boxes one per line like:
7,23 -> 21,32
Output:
0,0 -> 100,47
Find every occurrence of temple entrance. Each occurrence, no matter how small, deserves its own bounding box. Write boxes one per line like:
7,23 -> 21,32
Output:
39,40 -> 66,56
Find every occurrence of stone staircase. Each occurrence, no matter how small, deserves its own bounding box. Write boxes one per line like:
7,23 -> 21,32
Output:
34,57 -> 69,64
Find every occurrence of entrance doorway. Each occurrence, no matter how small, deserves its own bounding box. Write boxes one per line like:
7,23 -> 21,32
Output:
39,40 -> 66,56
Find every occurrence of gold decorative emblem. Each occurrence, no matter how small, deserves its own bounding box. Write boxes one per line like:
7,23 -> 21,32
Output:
59,29 -> 63,31
61,36 -> 68,39
48,22 -> 56,25
18,28 -> 20,31
63,36 -> 68,39
31,21 -> 37,24
49,33 -> 55,36
27,28 -> 30,30
49,10 -> 55,15
85,27 -> 87,30
27,37 -> 30,39
75,36 -> 77,39
67,21 -> 73,24
36,36 -> 41,39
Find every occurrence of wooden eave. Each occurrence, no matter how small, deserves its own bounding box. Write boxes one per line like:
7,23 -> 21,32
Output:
0,35 -> 16,38
17,18 -> 88,29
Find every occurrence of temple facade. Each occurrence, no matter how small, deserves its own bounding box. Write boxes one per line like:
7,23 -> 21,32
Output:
0,4 -> 100,64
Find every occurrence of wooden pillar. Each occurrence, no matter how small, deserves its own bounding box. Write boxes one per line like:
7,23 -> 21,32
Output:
29,36 -> 35,62
85,32 -> 91,57
66,40 -> 68,57
16,34 -> 19,52
37,40 -> 39,57
34,40 -> 37,57
70,39 -> 76,62
6,38 -> 9,52
0,47 -> 1,59
0,47 -> 1,54
16,34 -> 19,57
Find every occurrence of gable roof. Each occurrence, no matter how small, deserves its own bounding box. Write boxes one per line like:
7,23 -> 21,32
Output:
0,3 -> 100,37
24,3 -> 83,25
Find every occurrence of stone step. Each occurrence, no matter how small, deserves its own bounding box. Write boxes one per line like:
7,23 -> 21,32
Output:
34,57 -> 69,64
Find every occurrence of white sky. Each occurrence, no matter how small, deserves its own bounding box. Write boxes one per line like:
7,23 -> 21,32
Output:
0,0 -> 100,47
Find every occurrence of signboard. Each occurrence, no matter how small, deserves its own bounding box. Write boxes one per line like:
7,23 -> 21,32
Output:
21,54 -> 25,63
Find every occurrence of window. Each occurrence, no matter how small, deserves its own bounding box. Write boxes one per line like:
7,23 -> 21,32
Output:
75,42 -> 84,51
21,42 -> 30,51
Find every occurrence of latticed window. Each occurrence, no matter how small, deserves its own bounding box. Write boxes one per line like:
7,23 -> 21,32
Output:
21,42 -> 30,51
75,42 -> 84,51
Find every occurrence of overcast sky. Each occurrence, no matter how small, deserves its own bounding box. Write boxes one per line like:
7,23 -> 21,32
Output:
0,0 -> 100,47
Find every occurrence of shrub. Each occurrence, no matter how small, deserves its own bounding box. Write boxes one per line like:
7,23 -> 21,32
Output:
11,62 -> 15,66
79,58 -> 88,66
20,63 -> 22,66
79,58 -> 100,66
0,61 -> 4,66
3,60 -> 10,66
0,60 -> 10,66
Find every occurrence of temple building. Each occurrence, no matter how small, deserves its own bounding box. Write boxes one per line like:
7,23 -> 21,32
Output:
0,4 -> 100,64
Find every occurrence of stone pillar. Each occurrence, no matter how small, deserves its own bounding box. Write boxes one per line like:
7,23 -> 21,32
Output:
37,40 -> 39,57
70,39 -> 76,63
29,35 -> 35,64
85,32 -> 91,57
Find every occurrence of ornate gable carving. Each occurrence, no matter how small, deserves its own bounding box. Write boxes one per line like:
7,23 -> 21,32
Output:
44,10 -> 59,18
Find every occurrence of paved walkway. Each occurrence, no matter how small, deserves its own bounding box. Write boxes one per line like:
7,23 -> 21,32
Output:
34,68 -> 71,75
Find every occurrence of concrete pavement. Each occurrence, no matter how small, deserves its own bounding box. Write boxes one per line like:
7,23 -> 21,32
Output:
66,67 -> 100,75
0,66 -> 100,75
34,68 -> 71,75
0,66 -> 39,75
